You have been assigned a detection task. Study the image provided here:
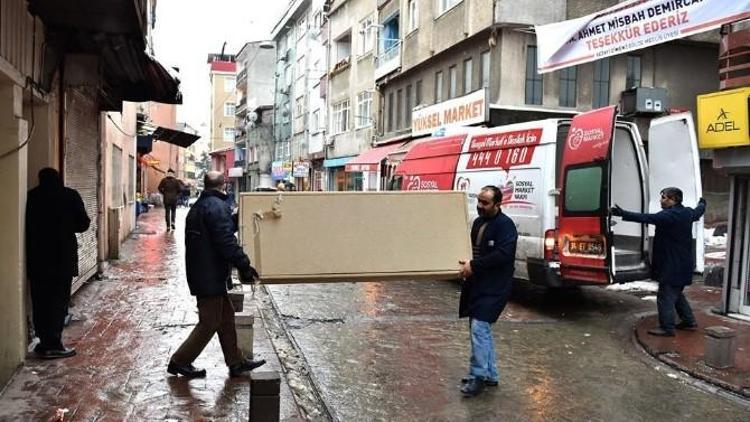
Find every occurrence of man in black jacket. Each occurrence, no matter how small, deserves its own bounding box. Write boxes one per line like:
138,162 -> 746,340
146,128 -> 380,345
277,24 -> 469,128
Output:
167,171 -> 265,378
458,186 -> 518,397
26,168 -> 90,359
611,187 -> 706,337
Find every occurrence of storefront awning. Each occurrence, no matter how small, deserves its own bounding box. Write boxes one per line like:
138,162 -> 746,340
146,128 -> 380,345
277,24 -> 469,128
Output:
323,156 -> 356,168
152,126 -> 201,148
228,167 -> 244,178
386,138 -> 434,165
345,143 -> 405,172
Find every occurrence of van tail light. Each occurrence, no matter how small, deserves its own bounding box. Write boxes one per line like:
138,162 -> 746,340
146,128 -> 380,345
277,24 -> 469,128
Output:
544,229 -> 559,260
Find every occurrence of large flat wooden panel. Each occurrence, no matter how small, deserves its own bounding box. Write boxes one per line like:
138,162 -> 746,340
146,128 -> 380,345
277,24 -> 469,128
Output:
239,191 -> 472,283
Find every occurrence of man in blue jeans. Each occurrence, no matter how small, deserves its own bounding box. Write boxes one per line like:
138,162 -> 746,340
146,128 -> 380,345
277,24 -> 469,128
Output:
458,186 -> 518,397
611,187 -> 706,336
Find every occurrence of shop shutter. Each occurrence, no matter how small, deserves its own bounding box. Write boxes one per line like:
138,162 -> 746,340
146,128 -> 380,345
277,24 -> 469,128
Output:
64,87 -> 100,290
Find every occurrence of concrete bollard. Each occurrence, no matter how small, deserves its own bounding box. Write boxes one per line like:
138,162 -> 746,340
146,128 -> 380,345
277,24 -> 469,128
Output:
229,292 -> 245,312
235,311 -> 254,359
249,371 -> 281,422
704,326 -> 736,369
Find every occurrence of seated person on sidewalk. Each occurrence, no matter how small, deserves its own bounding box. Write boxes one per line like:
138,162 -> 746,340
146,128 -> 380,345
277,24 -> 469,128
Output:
611,187 -> 705,337
167,171 -> 266,378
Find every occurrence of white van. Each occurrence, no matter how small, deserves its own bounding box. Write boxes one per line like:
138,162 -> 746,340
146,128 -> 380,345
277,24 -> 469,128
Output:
394,106 -> 704,286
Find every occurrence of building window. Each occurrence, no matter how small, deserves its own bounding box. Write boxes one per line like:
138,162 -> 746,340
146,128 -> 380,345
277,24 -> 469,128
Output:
297,16 -> 308,40
332,100 -> 350,134
409,0 -> 419,32
296,56 -> 305,79
312,109 -> 320,133
224,127 -> 235,142
525,45 -> 542,105
224,77 -> 236,92
396,89 -> 403,129
416,80 -> 423,106
438,0 -> 462,15
559,66 -> 577,107
434,71 -> 443,103
357,91 -> 373,128
225,102 -> 236,117
626,55 -> 642,89
388,92 -> 395,132
463,58 -> 473,94
449,65 -> 457,98
480,51 -> 490,89
593,58 -> 611,108
359,16 -> 374,55
405,84 -> 413,126
336,33 -> 352,62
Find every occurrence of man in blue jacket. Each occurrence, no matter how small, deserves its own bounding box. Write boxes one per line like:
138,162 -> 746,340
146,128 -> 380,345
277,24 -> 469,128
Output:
611,187 -> 705,337
458,185 -> 518,397
168,171 -> 265,378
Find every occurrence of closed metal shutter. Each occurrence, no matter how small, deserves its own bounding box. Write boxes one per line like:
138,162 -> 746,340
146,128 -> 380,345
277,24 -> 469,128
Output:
63,87 -> 99,290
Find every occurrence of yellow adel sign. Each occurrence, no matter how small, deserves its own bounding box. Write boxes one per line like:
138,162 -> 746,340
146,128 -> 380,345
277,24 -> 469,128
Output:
697,87 -> 750,149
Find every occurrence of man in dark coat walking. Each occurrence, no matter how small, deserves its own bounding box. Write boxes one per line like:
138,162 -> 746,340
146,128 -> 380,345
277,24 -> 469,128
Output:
158,168 -> 184,232
458,185 -> 518,397
611,187 -> 705,336
167,171 -> 265,378
26,167 -> 90,359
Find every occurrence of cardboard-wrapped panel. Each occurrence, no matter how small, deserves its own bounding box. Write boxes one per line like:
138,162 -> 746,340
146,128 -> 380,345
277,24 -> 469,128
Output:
239,191 -> 472,283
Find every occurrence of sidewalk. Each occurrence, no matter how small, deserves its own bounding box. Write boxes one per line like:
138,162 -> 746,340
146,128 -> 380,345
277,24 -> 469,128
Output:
0,208 -> 303,421
635,284 -> 750,398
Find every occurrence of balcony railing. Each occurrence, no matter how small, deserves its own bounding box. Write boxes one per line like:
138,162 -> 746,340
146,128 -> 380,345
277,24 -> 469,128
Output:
375,39 -> 401,80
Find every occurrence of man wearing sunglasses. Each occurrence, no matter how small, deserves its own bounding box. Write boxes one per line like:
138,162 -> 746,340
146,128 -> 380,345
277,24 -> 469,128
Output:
611,187 -> 706,337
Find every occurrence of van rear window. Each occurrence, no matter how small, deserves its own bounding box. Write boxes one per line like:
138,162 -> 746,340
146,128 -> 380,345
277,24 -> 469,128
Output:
564,165 -> 603,213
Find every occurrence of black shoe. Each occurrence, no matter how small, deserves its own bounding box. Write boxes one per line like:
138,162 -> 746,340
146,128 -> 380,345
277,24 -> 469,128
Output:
167,361 -> 207,378
39,348 -> 76,359
676,321 -> 698,331
647,327 -> 675,337
229,358 -> 266,377
171,224 -> 176,230
461,377 -> 485,397
461,376 -> 498,386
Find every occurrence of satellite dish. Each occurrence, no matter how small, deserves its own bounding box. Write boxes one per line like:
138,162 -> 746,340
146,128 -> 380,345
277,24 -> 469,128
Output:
247,111 -> 258,123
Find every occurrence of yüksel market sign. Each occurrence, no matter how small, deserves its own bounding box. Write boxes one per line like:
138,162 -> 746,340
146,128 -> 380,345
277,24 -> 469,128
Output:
411,89 -> 488,136
535,0 -> 750,74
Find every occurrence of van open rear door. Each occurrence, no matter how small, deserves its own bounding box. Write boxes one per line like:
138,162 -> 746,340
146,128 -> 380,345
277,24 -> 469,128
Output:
558,106 -> 617,284
648,113 -> 705,273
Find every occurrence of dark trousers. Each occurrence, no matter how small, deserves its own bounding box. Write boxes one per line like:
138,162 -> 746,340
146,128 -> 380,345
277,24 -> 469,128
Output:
171,294 -> 243,367
30,277 -> 72,350
165,202 -> 177,227
657,283 -> 696,332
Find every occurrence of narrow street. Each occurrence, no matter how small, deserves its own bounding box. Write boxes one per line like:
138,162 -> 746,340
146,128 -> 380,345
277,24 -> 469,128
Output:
267,280 -> 750,421
0,209 -> 302,421
0,209 -> 748,421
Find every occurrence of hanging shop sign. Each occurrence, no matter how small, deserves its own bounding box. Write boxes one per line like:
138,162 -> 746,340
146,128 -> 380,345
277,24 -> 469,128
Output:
697,87 -> 750,149
411,89 -> 488,136
292,161 -> 311,178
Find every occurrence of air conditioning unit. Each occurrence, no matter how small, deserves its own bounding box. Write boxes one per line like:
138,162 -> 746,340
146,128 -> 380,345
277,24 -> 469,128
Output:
324,136 -> 334,147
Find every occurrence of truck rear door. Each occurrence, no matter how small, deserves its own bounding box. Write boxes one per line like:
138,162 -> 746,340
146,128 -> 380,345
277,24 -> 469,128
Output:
648,113 -> 705,273
558,106 -> 617,284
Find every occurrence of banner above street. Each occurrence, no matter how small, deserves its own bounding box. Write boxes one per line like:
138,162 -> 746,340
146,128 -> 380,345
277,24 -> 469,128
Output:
534,0 -> 750,74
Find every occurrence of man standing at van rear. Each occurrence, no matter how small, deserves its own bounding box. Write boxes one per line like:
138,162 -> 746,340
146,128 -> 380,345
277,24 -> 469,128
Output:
167,171 -> 266,378
26,168 -> 90,359
458,186 -> 518,397
158,168 -> 184,232
611,187 -> 706,337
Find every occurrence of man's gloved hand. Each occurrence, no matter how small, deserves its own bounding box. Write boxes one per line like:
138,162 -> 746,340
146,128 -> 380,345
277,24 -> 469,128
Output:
610,204 -> 624,217
239,266 -> 260,284
698,197 -> 706,207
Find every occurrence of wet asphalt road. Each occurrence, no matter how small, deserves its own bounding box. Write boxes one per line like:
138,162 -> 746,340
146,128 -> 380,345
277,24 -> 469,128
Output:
266,280 -> 750,421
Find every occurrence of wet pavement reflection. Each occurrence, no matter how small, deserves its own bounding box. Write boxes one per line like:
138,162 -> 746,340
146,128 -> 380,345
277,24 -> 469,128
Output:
267,280 -> 750,421
0,208 -> 302,421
